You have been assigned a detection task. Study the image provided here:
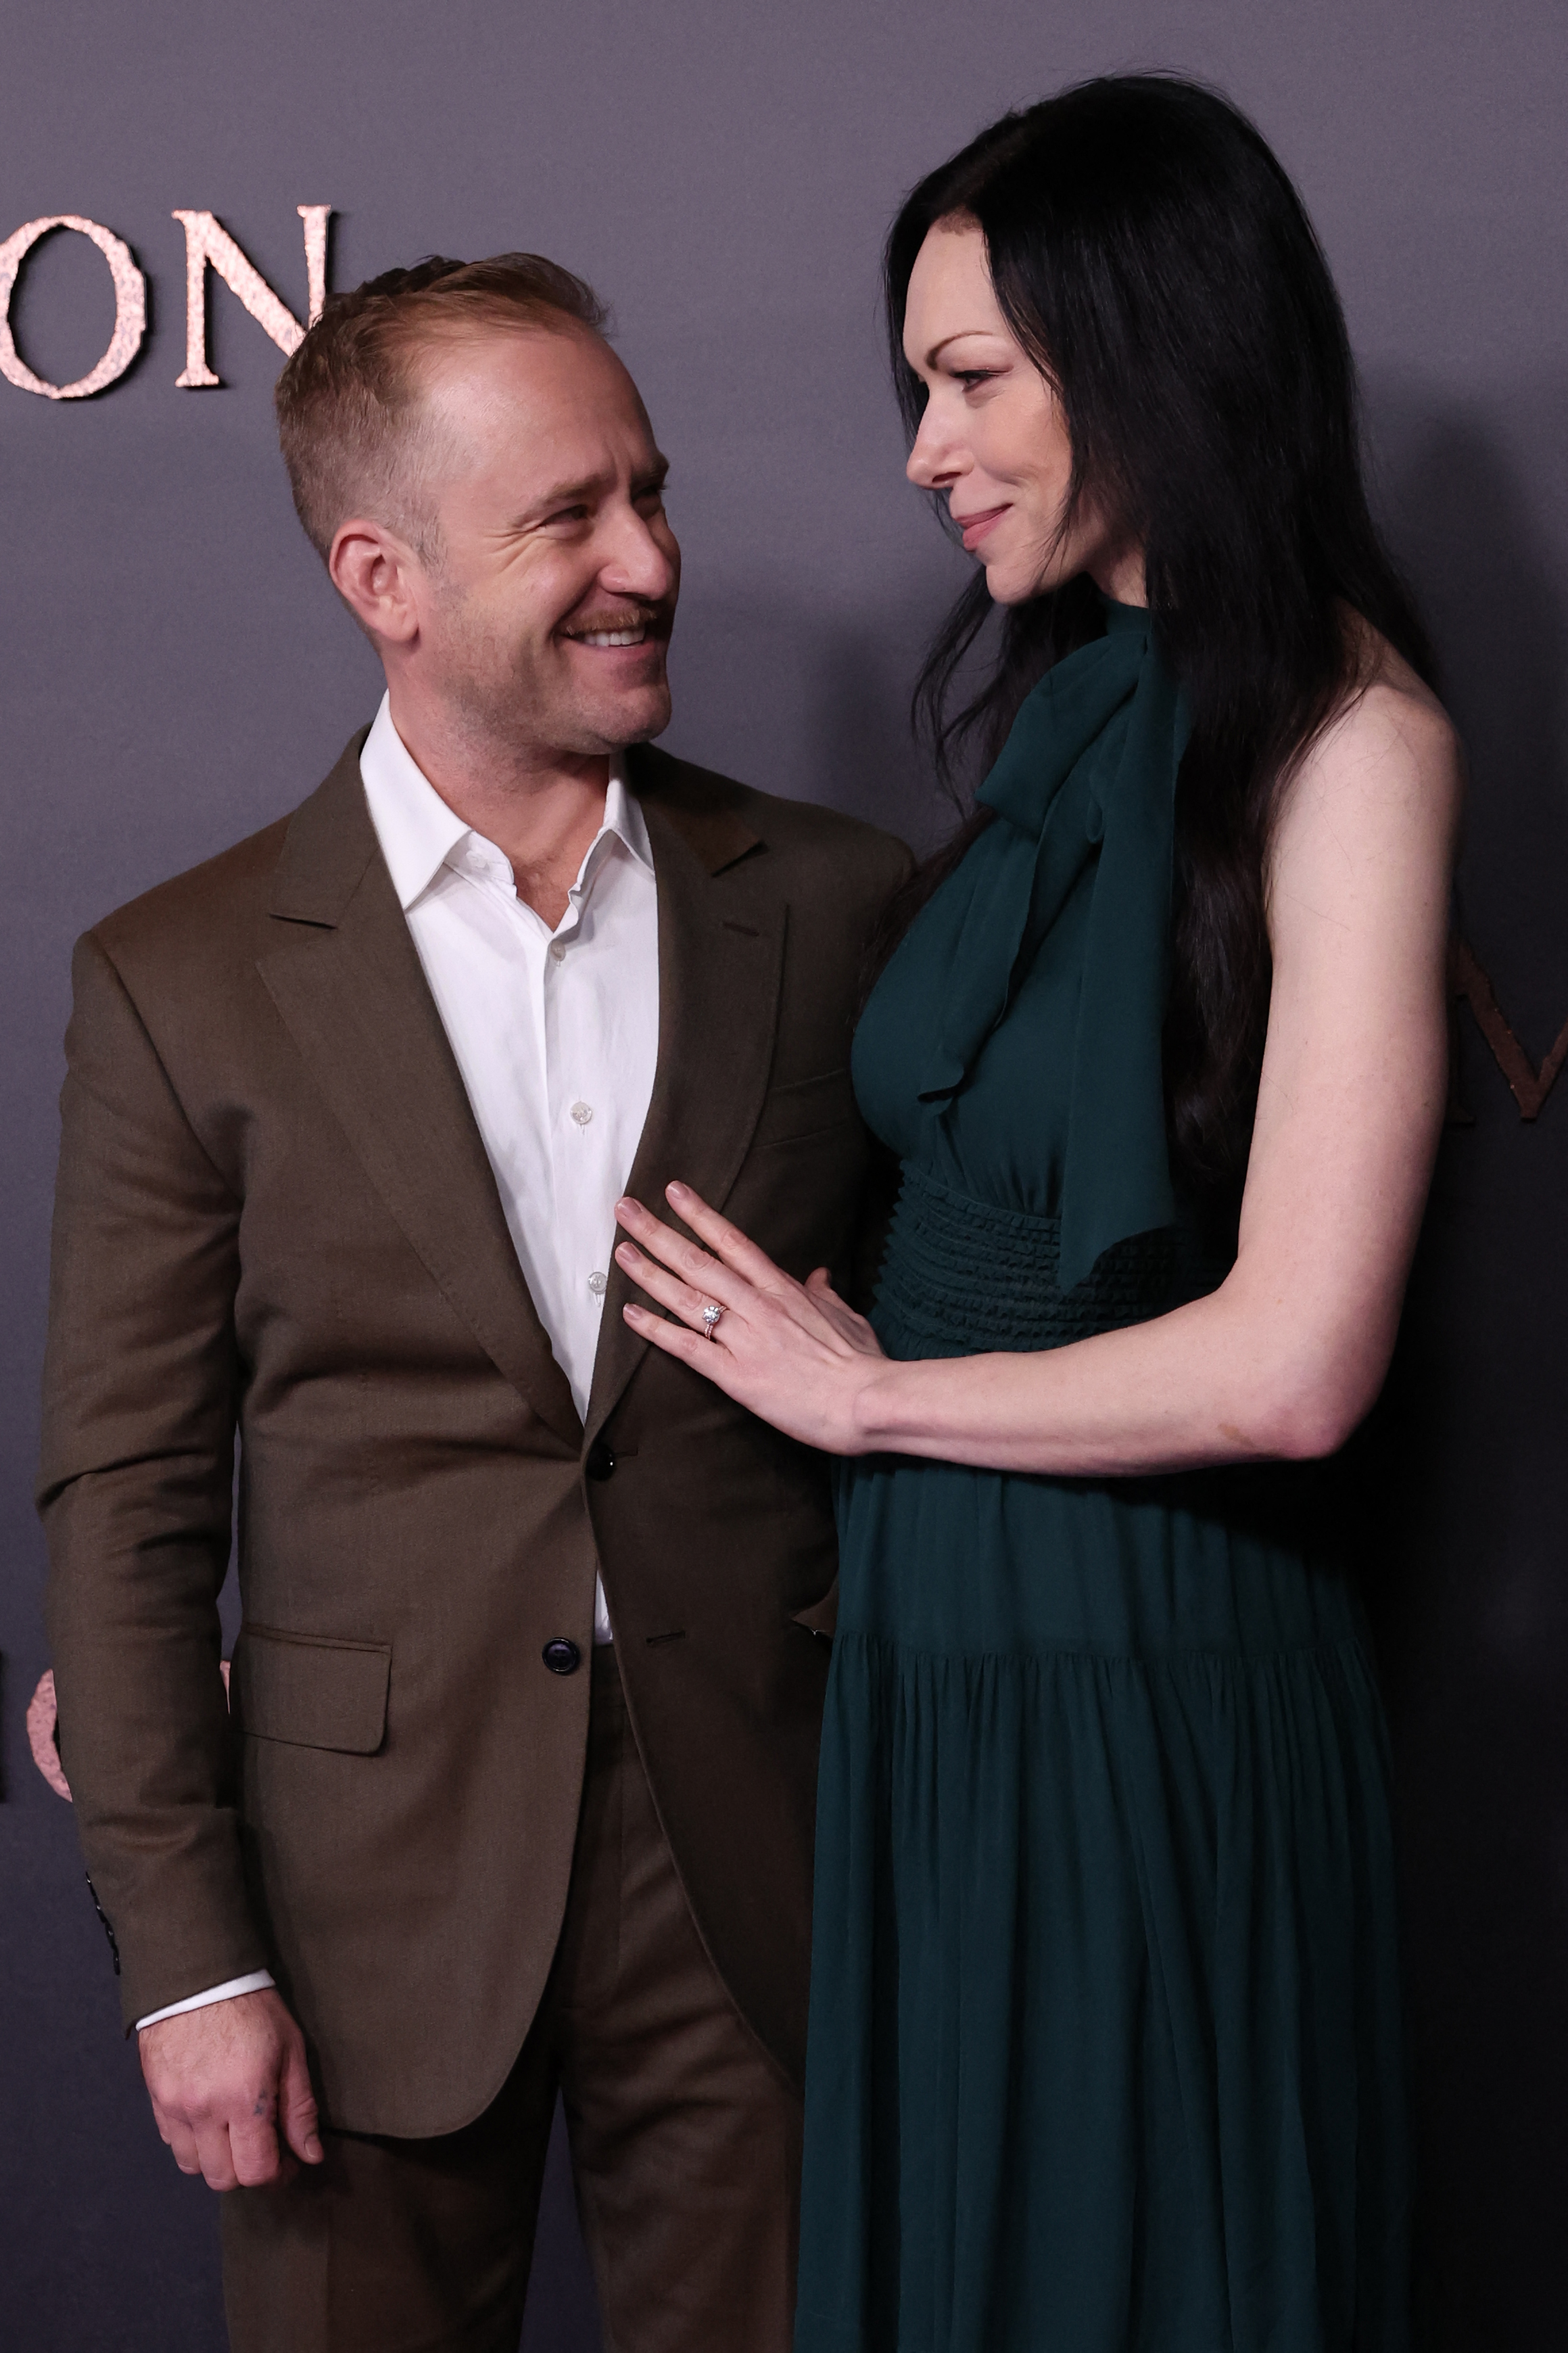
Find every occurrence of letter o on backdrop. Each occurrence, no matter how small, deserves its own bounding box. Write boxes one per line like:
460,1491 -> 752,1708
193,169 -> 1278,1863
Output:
0,214 -> 146,398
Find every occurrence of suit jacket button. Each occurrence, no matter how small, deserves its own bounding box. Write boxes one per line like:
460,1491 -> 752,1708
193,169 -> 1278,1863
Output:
584,1440 -> 615,1482
542,1638 -> 581,1676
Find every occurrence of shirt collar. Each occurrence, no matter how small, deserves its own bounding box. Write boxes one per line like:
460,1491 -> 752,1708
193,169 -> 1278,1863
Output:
598,761 -> 654,878
358,691 -> 651,914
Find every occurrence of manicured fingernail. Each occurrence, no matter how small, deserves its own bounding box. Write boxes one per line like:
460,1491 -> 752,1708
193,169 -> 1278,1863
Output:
667,1181 -> 690,1200
305,2136 -> 323,2162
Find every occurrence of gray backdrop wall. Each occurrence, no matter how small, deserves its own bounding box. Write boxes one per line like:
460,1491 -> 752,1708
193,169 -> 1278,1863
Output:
3,4 -> 1565,2347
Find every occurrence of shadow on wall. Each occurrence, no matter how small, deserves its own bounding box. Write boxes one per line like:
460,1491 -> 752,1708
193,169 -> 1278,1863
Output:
1368,375 -> 1568,1011
1360,376 -> 1568,2350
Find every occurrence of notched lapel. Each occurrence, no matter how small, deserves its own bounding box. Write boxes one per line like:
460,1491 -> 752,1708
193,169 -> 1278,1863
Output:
587,785 -> 784,1440
258,749 -> 581,1451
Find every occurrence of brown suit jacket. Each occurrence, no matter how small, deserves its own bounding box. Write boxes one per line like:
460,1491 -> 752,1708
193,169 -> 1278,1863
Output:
39,731 -> 909,2137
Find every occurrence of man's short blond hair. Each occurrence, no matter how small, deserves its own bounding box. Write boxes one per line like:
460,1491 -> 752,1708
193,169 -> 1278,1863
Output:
273,252 -> 608,563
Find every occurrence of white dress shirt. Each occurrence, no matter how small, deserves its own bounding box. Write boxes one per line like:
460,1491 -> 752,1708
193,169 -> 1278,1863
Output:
135,695 -> 660,2030
359,693 -> 660,1481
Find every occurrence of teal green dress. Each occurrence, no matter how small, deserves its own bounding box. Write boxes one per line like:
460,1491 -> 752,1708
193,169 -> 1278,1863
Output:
794,600 -> 1409,2352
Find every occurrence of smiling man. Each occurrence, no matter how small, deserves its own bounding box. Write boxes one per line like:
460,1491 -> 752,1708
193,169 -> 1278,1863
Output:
39,255 -> 907,2353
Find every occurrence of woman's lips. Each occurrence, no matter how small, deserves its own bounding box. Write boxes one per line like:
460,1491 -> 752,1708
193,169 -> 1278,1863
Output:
954,504 -> 1009,553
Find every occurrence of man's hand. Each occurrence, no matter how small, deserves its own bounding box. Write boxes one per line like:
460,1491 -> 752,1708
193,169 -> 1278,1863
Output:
138,1987 -> 324,2190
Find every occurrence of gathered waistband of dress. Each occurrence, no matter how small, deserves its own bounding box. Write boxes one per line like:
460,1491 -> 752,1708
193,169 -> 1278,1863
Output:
872,1162 -> 1226,1357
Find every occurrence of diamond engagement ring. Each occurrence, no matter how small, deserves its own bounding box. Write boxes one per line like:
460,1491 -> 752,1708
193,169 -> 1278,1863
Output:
700,1302 -> 724,1340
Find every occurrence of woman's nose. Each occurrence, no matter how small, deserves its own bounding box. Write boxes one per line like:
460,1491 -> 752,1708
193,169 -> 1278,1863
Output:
907,410 -> 961,491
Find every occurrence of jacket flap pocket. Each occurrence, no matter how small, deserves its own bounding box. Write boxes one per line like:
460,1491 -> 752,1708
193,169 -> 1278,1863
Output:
751,1068 -> 856,1151
233,1625 -> 391,1754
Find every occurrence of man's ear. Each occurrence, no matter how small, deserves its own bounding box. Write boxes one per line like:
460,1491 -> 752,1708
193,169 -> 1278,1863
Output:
329,518 -> 423,646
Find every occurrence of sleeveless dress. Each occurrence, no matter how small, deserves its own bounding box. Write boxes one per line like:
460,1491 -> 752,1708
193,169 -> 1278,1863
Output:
794,599 -> 1409,2353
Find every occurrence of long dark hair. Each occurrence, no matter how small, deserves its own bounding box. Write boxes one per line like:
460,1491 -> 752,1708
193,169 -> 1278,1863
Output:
882,74 -> 1434,1184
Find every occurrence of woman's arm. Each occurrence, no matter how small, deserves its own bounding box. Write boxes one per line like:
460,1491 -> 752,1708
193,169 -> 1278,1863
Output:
616,653 -> 1463,1473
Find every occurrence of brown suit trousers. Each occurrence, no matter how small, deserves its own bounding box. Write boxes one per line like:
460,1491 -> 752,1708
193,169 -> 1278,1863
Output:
222,1650 -> 802,2353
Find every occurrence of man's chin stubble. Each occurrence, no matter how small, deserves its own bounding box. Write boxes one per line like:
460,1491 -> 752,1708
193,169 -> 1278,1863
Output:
439,653 -> 670,759
560,652 -> 672,750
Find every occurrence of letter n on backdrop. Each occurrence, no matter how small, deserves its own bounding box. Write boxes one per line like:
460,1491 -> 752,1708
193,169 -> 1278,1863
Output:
172,204 -> 331,386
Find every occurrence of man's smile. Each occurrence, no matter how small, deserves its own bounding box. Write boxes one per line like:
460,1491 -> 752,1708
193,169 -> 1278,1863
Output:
558,607 -> 666,651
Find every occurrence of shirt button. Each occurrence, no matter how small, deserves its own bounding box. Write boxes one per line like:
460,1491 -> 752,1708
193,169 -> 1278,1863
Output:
549,941 -> 567,963
587,1271 -> 608,1296
570,1101 -> 593,1126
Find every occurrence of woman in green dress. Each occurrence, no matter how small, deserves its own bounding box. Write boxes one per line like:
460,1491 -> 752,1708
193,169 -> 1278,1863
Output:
615,76 -> 1460,2353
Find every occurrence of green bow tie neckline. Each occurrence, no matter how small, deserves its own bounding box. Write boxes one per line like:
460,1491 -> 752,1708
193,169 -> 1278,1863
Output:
918,596 -> 1192,1291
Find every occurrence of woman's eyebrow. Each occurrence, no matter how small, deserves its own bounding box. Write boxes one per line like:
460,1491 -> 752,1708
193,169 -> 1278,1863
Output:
924,329 -> 1002,368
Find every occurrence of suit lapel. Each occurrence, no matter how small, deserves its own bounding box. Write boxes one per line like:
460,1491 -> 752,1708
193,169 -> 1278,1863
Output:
586,752 -> 785,1442
257,739 -> 582,1451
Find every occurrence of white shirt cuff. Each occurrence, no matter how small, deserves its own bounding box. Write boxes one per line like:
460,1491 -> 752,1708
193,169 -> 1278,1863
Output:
135,1970 -> 275,2030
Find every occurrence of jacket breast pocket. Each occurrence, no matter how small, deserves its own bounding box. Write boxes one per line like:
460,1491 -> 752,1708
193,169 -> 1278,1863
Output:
749,1067 -> 858,1152
232,1625 -> 391,1755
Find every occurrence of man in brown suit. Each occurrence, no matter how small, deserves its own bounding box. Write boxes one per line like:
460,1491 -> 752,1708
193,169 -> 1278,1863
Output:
39,254 -> 906,2352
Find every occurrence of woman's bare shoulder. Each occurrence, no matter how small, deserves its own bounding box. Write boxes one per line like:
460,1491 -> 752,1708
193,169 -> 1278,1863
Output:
1285,617 -> 1463,837
1357,611 -> 1454,734
1264,622 -> 1462,933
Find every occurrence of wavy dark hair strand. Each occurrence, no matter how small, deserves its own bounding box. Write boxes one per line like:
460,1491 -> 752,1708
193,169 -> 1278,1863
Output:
882,75 -> 1434,1184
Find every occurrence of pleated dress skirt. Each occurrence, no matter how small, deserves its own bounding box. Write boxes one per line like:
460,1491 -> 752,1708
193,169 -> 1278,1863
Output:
792,1174 -> 1410,2353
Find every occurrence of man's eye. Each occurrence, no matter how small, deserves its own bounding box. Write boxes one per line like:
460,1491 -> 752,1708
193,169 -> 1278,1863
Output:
547,505 -> 590,527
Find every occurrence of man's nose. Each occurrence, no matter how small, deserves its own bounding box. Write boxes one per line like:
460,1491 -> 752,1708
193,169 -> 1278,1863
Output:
600,509 -> 678,603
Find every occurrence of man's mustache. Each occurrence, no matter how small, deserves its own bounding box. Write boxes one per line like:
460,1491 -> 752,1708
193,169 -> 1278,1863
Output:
558,603 -> 672,640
